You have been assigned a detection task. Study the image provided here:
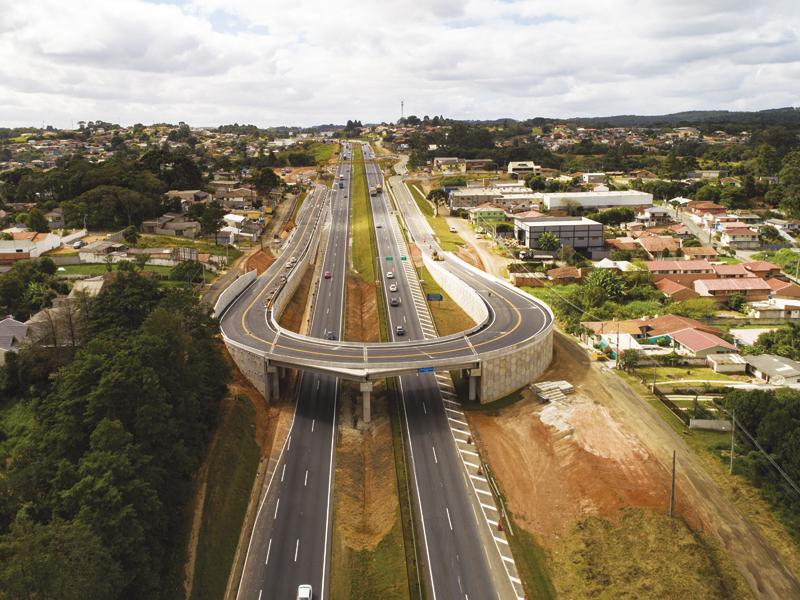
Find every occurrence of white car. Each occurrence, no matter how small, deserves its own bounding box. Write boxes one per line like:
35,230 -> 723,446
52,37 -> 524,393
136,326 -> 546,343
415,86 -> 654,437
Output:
297,584 -> 312,600
386,271 -> 394,279
389,283 -> 398,292
449,225 -> 457,233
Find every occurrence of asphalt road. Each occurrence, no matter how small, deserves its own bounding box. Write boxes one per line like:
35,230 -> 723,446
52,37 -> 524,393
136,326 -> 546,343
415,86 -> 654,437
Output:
235,146 -> 352,600
363,144 -> 508,599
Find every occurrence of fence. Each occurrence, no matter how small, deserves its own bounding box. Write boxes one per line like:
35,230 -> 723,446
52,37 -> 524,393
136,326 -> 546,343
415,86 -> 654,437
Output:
652,385 -> 690,425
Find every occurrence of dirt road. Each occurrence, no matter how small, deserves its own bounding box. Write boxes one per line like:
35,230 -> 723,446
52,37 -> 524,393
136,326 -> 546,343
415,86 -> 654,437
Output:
447,216 -> 512,278
550,332 -> 800,599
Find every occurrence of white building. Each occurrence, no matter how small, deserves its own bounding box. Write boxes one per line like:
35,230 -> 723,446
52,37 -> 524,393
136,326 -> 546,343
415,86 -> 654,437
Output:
507,161 -> 541,176
542,190 -> 653,211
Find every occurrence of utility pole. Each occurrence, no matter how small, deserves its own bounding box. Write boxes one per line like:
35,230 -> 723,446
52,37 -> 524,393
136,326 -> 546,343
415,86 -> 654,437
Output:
400,99 -> 404,121
730,410 -> 736,474
669,450 -> 677,517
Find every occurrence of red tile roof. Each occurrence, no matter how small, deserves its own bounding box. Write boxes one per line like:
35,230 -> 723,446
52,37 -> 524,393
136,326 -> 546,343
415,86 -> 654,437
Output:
646,260 -> 713,272
670,328 -> 736,353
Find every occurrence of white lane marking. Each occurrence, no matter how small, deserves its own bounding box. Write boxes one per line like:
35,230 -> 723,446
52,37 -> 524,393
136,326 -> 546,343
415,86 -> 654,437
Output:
264,539 -> 272,565
464,461 -> 480,469
304,469 -> 309,487
446,507 -> 453,531
274,498 -> 280,519
482,502 -> 499,511
258,590 -> 262,600
432,446 -> 438,464
294,538 -> 300,562
287,435 -> 292,451
316,379 -> 320,391
460,448 -> 479,457
502,555 -> 515,564
422,401 -> 427,414
475,488 -> 493,497
281,464 -> 286,482
311,419 -> 315,432
448,416 -> 469,426
445,407 -> 465,417
470,474 -> 487,482
496,536 -> 509,545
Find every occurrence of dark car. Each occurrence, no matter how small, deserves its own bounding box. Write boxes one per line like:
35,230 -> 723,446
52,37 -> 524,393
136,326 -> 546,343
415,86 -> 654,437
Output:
324,271 -> 332,279
390,297 -> 401,307
326,332 -> 336,340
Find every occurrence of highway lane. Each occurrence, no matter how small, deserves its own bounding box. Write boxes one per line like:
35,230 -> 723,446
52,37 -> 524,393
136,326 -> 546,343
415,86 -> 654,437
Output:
236,147 -> 352,600
362,144 -> 504,599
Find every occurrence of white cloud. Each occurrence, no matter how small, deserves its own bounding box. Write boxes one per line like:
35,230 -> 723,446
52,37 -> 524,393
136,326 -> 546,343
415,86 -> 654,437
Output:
0,0 -> 798,127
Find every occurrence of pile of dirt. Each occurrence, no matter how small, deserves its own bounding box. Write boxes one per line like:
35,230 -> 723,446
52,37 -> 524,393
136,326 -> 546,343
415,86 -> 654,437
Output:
345,274 -> 379,342
335,385 -> 398,551
278,269 -> 314,333
408,242 -> 423,268
456,245 -> 484,270
243,249 -> 275,275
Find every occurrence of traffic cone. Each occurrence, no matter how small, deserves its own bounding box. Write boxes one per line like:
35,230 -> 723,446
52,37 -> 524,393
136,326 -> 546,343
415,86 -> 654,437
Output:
497,519 -> 503,531
467,434 -> 472,444
477,464 -> 483,476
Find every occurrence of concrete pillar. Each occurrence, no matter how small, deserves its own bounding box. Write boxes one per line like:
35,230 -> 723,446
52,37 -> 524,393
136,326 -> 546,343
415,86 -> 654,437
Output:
263,361 -> 271,405
360,382 -> 373,424
279,366 -> 286,379
269,366 -> 279,401
468,368 -> 481,403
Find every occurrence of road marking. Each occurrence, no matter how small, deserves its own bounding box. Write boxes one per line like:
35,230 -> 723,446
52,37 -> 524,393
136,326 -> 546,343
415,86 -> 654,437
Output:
460,448 -> 479,457
287,435 -> 292,451
446,507 -> 453,531
448,416 -> 469,426
422,401 -> 427,414
495,536 -> 509,545
304,469 -> 309,486
475,488 -> 492,496
294,538 -> 300,562
316,379 -> 320,391
264,539 -> 272,565
445,407 -> 465,417
258,590 -> 262,600
281,464 -> 286,482
311,419 -> 315,432
432,446 -> 438,464
470,474 -> 487,482
274,498 -> 280,519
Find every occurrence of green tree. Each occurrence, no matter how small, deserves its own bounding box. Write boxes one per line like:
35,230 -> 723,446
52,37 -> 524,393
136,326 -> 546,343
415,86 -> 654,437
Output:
0,518 -> 121,600
200,200 -> 226,237
537,231 -> 560,250
658,150 -> 687,180
753,143 -> 781,176
617,349 -> 641,372
427,188 -> 447,216
250,167 -> 281,196
122,224 -> 139,244
27,207 -> 50,232
584,269 -> 625,301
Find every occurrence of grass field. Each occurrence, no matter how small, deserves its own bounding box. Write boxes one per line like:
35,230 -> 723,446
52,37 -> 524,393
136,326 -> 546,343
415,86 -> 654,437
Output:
310,141 -> 339,164
633,366 -> 736,383
416,265 -> 475,336
190,394 -> 260,600
407,184 -> 463,252
59,263 -> 173,276
135,234 -> 243,261
350,144 -> 376,282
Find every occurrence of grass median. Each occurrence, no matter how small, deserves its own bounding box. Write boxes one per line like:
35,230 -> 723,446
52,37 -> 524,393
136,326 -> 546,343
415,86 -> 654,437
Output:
350,144 -> 376,283
407,184 -> 463,252
416,264 -> 475,336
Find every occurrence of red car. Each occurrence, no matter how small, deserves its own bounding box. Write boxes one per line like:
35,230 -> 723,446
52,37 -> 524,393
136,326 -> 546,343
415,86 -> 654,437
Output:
323,271 -> 332,279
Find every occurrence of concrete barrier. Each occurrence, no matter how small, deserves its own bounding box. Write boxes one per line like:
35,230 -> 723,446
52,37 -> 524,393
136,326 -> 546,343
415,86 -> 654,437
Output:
422,253 -> 488,326
214,270 -> 257,319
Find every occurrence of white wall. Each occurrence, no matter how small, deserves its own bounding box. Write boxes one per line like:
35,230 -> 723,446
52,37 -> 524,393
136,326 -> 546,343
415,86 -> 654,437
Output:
214,270 -> 257,319
422,253 -> 488,326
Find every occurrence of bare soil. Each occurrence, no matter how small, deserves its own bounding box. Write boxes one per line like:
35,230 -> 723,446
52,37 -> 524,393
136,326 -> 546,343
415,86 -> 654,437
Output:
470,331 -> 800,599
278,269 -> 314,333
456,245 -> 484,270
243,249 -> 275,275
344,274 -> 379,342
334,383 -> 398,550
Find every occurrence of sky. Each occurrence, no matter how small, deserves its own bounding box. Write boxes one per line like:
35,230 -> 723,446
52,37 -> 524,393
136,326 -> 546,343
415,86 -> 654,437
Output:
0,0 -> 798,128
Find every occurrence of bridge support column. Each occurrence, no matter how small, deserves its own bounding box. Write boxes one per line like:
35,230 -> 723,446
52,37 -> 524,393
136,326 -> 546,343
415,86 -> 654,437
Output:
468,368 -> 481,403
270,366 -> 280,401
279,366 -> 286,379
360,382 -> 373,424
263,361 -> 279,405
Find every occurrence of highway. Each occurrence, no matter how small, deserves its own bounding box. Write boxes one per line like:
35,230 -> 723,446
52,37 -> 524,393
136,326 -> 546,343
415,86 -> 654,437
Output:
363,145 -> 510,599
235,145 -> 352,600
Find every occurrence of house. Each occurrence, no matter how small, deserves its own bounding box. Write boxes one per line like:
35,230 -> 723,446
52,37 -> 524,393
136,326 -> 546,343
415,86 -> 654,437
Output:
646,260 -> 717,285
0,239 -> 35,264
0,316 -> 27,365
448,188 -> 503,211
767,278 -> 800,299
541,190 -> 652,211
581,172 -> 606,184
688,200 -> 726,216
655,278 -> 699,301
464,158 -> 495,171
634,206 -> 672,227
682,246 -> 718,261
141,212 -> 201,238
44,207 -> 64,229
594,258 -> 637,272
433,157 -> 464,171
546,266 -> 591,284
468,205 -> 506,225
766,218 -> 800,232
10,231 -> 61,256
507,161 -> 540,177
712,264 -> 755,279
670,328 -> 737,357
514,216 -> 604,254
744,354 -> 800,385
743,261 -> 781,279
720,227 -> 760,249
78,240 -> 127,263
216,187 -> 257,209
164,189 -> 209,211
636,234 -> 680,259
694,278 -> 772,301
747,297 -> 800,320
707,353 -> 748,374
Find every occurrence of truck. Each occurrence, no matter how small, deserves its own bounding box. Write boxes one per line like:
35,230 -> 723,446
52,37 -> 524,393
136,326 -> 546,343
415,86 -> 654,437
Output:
338,181 -> 344,189
369,186 -> 378,196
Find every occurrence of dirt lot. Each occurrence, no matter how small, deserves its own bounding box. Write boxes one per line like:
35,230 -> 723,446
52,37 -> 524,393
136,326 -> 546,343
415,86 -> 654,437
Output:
243,249 -> 275,275
470,331 -> 800,599
344,274 -> 380,342
278,269 -> 314,333
456,245 -> 483,270
271,166 -> 318,184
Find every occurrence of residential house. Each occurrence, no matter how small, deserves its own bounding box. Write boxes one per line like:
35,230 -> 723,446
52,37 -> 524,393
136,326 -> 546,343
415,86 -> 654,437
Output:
712,264 -> 755,279
44,207 -> 64,229
694,278 -> 771,301
216,187 -> 257,209
0,316 -> 27,365
670,328 -> 737,357
636,234 -> 680,259
707,353 -> 748,374
78,240 -> 127,263
433,157 -> 464,171
743,261 -> 781,279
744,354 -> 800,385
634,206 -> 672,227
646,260 -> 716,286
11,231 -> 61,256
655,278 -> 699,301
546,266 -> 591,284
464,158 -> 495,171
581,172 -> 606,184
0,239 -> 35,265
468,205 -> 506,225
747,297 -> 800,320
682,246 -> 717,261
507,161 -> 541,177
720,227 -> 760,250
766,218 -> 800,232
688,200 -> 726,216
141,212 -> 201,238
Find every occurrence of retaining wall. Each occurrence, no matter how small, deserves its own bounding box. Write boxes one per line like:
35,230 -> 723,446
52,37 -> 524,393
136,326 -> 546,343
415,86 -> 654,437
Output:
422,253 -> 489,326
214,270 -> 257,319
227,341 -> 267,398
479,326 -> 554,402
